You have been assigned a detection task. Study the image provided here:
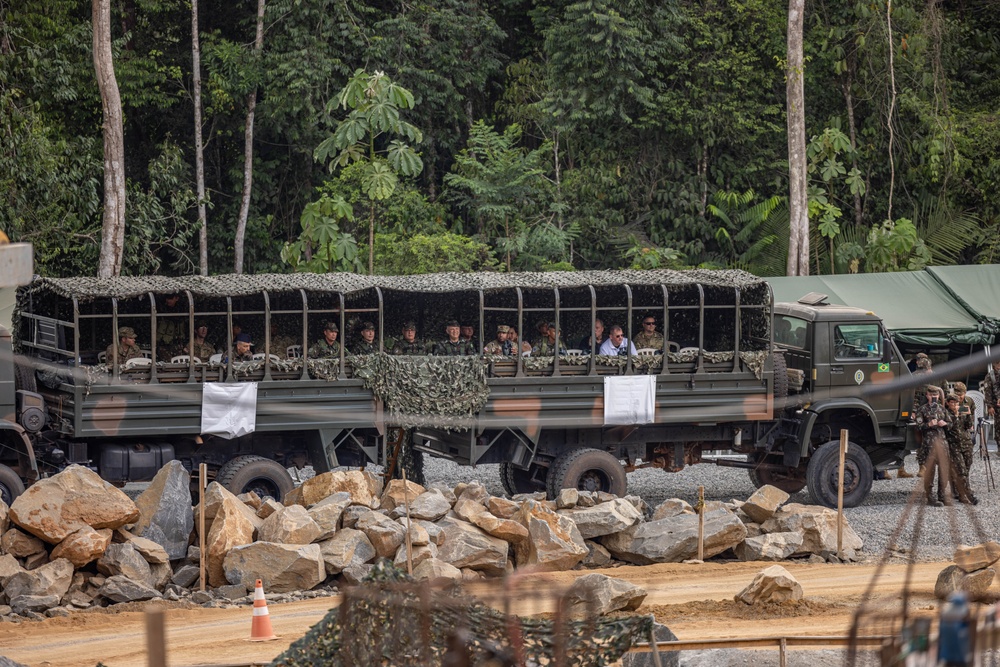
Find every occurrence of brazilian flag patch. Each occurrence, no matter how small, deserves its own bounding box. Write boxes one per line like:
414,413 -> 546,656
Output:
877,363 -> 890,373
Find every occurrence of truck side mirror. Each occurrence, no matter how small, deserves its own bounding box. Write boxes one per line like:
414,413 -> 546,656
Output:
882,337 -> 892,363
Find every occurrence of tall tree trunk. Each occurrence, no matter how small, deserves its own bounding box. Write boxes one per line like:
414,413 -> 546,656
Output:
842,54 -> 863,228
191,0 -> 208,276
233,0 -> 265,275
885,0 -> 897,222
93,0 -> 126,278
785,0 -> 809,276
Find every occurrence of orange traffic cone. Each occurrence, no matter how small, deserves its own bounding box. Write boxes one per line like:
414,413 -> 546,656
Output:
247,579 -> 278,641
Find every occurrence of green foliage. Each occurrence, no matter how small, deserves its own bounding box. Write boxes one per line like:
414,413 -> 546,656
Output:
625,245 -> 686,270
281,195 -> 364,273
371,233 -> 499,275
863,218 -> 930,273
708,189 -> 784,272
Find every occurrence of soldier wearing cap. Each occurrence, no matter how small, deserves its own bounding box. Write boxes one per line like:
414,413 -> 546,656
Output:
105,326 -> 144,365
915,385 -> 953,506
391,321 -> 426,355
945,392 -> 978,504
533,322 -> 567,356
183,320 -> 215,362
308,322 -> 342,359
983,359 -> 1000,418
231,332 -> 255,362
433,320 -> 476,356
911,352 -> 933,412
484,325 -> 514,356
352,321 -> 378,355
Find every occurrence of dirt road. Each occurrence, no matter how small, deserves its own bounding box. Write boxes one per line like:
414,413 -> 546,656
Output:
0,560 -> 948,667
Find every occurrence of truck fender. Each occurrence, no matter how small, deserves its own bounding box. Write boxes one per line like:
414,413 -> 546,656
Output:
796,398 -> 882,457
0,422 -> 38,482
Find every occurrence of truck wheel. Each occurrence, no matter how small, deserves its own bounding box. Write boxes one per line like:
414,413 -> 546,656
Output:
499,462 -> 544,496
216,455 -> 294,502
546,449 -> 627,499
772,350 -> 788,401
806,440 -> 873,508
748,455 -> 807,494
0,463 -> 25,505
13,355 -> 36,394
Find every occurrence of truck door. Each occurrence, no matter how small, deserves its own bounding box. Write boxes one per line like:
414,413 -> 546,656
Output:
829,322 -> 900,425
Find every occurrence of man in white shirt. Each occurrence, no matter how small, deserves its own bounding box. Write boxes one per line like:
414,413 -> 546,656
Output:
599,325 -> 636,356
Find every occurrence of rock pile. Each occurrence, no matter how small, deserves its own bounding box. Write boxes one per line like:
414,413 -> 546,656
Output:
0,463 -> 864,621
935,542 -> 1000,599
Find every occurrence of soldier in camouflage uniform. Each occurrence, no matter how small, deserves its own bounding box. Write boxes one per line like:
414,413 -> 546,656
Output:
532,323 -> 567,356
391,322 -> 427,355
105,326 -> 144,365
483,325 -> 514,356
459,324 -> 479,352
953,381 -> 976,470
352,321 -> 378,355
156,294 -> 186,361
183,321 -> 216,362
911,353 -> 933,413
914,385 -> 953,506
633,315 -> 665,351
983,360 -> 1000,418
432,320 -> 476,356
945,393 -> 979,504
308,322 -> 341,358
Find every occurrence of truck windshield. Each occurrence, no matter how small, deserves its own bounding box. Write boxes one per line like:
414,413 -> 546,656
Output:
834,324 -> 881,359
774,315 -> 808,348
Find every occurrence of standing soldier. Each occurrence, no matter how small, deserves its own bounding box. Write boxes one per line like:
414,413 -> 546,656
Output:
105,327 -> 144,365
915,385 -> 953,507
911,353 -> 933,412
483,325 -> 513,356
945,393 -> 979,505
633,315 -> 665,351
308,322 -> 341,359
433,321 -> 476,356
953,382 -> 976,471
391,322 -> 427,355
983,359 -> 1000,418
352,321 -> 378,355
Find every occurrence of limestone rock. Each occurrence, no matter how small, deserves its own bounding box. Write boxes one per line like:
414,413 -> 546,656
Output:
284,469 -> 381,508
512,500 -> 588,572
935,564 -> 996,600
417,520 -> 445,546
318,528 -> 376,575
621,624 -> 680,667
214,584 -> 249,600
454,498 -> 528,544
196,482 -> 261,537
3,558 -> 74,601
576,491 -> 596,508
149,562 -> 173,591
408,490 -> 452,521
955,542 -> 1000,573
735,565 -> 803,604
556,488 -> 579,509
341,563 -> 374,585
238,490 -> 263,511
10,594 -> 60,615
734,532 -> 804,562
394,543 -> 438,570
131,460 -> 194,561
582,540 -> 613,568
764,503 -> 862,555
98,575 -> 162,603
561,498 -> 643,540
0,553 -> 25,582
427,482 -> 457,505
341,505 -> 371,529
1,527 -> 46,558
9,465 -> 139,544
116,530 -> 170,564
97,543 -> 153,584
224,542 -> 325,593
436,516 -> 509,575
744,523 -> 763,539
457,481 -> 489,504
651,499 -> 694,521
51,527 -> 112,568
601,509 -> 746,564
741,485 -> 790,524
486,496 -> 520,519
565,573 -> 647,615
171,565 -> 200,588
412,558 -> 462,581
356,511 -> 405,559
257,498 -> 284,520
308,492 -> 352,540
381,479 -> 426,511
396,517 -> 430,547
0,499 -> 8,535
205,496 -> 255,588
258,505 -> 321,545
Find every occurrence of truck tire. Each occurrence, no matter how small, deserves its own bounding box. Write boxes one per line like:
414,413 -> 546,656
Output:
216,455 -> 295,502
772,350 -> 788,402
0,463 -> 25,505
806,440 -> 873,508
13,355 -> 36,394
499,462 -> 545,496
546,448 -> 627,499
748,453 -> 807,494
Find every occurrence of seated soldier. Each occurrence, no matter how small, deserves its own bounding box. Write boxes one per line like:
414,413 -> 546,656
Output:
352,321 -> 378,355
391,321 -> 426,355
484,325 -> 514,356
308,322 -> 341,358
633,315 -> 664,351
228,332 -> 255,362
183,321 -> 215,361
106,326 -> 144,365
433,320 -> 476,356
533,323 -> 567,356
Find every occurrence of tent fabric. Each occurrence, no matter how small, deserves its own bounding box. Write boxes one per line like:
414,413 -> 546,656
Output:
767,271 -> 993,346
925,265 -> 1000,335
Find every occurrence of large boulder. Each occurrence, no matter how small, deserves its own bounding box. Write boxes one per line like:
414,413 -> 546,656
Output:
394,543 -> 438,570
935,564 -> 996,600
651,499 -> 694,521
486,497 -> 520,519
735,565 -> 803,604
407,490 -> 453,521
9,465 -> 139,544
454,498 -> 528,543
197,483 -> 262,536
560,498 -> 643,540
308,492 -> 352,540
734,532 -> 804,562
621,623 -> 680,667
954,542 -> 1000,573
131,460 -> 194,561
97,542 -> 153,584
1,527 -> 46,558
258,506 -> 321,545
512,500 -> 588,572
356,511 -> 406,559
205,496 -> 255,587
10,594 -> 60,615
51,527 -> 113,568
761,503 -> 862,555
98,575 -> 162,603
284,469 -> 381,508
0,499 -> 8,535
412,558 -> 462,581
224,542 -> 325,593
601,509 -> 747,564
741,485 -> 790,524
3,558 -> 74,601
564,573 -> 647,615
381,479 -> 426,511
436,516 -> 509,575
115,530 -> 170,564
0,553 -> 25,582
318,528 -> 376,575
396,517 -> 430,547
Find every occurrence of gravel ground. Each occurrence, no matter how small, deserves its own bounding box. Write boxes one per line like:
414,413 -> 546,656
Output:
422,451 -> 1000,562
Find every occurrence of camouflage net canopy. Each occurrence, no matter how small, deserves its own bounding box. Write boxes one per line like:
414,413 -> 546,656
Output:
351,354 -> 490,431
270,561 -> 655,667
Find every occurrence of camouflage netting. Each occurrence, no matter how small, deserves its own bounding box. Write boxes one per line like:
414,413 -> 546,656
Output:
24,268 -> 767,300
351,354 -> 490,431
270,561 -> 655,667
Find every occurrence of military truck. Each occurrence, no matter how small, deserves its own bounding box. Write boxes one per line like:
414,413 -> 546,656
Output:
0,271 -> 914,508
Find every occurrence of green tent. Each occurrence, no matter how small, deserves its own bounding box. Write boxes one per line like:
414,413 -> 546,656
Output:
925,265 -> 1000,336
767,271 -> 993,346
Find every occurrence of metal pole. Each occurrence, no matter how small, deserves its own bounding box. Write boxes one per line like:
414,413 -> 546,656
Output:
697,486 -> 705,561
199,463 -> 207,591
837,429 -> 848,558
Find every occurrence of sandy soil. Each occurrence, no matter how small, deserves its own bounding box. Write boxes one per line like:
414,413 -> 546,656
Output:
0,560 -> 951,667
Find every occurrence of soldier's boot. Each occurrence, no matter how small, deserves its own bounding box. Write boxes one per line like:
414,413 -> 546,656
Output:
917,464 -> 926,478
896,467 -> 914,479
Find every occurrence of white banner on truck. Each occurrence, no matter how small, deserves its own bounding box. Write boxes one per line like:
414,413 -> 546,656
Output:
603,376 -> 656,425
201,382 -> 258,439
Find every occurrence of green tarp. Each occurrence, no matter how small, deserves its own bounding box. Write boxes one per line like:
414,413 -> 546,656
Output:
925,265 -> 1000,335
767,270 -> 994,346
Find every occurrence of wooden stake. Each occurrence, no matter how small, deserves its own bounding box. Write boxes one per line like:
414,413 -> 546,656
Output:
199,463 -> 207,592
697,485 -> 705,561
146,607 -> 167,667
401,469 -> 414,575
837,429 -> 848,558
